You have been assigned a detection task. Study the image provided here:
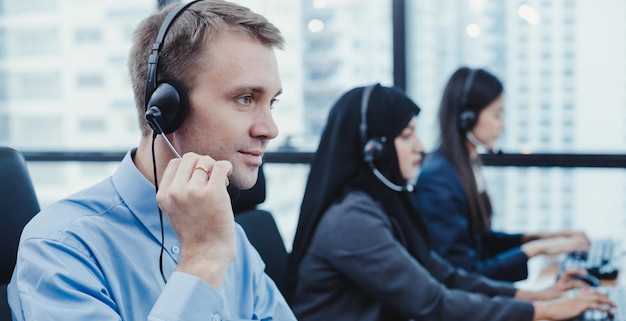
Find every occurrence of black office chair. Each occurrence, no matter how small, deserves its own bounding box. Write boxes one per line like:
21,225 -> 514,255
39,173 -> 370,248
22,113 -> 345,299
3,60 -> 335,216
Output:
0,147 -> 40,321
232,166 -> 289,296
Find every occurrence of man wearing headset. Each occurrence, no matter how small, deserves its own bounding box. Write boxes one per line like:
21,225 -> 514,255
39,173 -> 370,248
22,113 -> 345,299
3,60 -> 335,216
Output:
8,1 -> 296,320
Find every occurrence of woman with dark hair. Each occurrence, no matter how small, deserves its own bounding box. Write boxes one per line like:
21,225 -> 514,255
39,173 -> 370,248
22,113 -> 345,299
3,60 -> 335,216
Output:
412,67 -> 589,282
287,83 -> 612,321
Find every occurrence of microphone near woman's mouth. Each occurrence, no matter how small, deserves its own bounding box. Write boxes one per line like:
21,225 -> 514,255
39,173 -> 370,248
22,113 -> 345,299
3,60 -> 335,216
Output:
465,131 -> 503,155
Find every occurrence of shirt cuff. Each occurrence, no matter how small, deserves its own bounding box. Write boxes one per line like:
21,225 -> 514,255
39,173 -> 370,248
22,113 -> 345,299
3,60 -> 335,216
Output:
149,272 -> 224,321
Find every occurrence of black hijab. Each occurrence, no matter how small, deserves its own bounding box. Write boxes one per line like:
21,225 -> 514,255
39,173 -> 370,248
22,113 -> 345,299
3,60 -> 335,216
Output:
287,84 -> 431,298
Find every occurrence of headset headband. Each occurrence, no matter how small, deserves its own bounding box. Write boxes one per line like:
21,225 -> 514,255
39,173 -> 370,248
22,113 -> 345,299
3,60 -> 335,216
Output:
144,0 -> 202,109
460,68 -> 477,110
359,84 -> 377,146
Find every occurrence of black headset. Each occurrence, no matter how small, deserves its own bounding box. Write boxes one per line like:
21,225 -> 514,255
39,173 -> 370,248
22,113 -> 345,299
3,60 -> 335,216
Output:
144,0 -> 202,284
359,84 -> 385,163
359,84 -> 413,192
458,68 -> 478,132
144,0 -> 202,135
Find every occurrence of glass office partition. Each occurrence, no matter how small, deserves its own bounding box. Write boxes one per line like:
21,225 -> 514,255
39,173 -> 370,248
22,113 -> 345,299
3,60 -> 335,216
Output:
406,0 -> 626,154
485,166 -> 626,239
2,0 -> 625,250
405,0 -> 626,237
0,0 -> 154,212
2,0 -> 392,250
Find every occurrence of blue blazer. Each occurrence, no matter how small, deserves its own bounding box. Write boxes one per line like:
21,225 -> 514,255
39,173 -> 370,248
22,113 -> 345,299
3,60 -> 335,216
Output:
412,149 -> 529,282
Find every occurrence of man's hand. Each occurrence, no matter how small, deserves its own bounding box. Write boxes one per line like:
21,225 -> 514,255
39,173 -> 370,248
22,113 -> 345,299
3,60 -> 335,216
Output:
156,152 -> 235,290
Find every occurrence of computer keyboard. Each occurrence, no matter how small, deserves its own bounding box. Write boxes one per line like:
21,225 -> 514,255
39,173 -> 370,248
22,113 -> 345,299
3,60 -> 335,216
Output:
559,238 -> 621,280
569,286 -> 626,321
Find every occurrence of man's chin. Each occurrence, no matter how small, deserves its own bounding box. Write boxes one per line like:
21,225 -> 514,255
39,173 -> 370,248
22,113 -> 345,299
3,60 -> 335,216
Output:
230,168 -> 259,190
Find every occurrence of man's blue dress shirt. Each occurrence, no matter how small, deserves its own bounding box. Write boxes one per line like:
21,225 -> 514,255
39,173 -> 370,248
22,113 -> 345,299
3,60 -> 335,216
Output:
8,149 -> 295,320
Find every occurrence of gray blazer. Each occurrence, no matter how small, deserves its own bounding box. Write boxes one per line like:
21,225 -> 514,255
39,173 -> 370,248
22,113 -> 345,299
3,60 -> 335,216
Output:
291,190 -> 534,321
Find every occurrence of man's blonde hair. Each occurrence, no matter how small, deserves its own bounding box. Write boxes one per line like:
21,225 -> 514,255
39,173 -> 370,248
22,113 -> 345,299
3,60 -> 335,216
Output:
128,0 -> 284,136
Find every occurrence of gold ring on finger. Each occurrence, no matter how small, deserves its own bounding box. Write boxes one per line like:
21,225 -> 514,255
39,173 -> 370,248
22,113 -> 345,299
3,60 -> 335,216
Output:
193,164 -> 210,176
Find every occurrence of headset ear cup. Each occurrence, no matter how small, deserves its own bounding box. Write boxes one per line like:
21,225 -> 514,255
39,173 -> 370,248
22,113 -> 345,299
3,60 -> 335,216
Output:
363,138 -> 384,163
459,110 -> 477,132
146,79 -> 189,134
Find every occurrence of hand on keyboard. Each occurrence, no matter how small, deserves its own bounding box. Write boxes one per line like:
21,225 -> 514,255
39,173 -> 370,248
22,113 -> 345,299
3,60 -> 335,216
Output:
522,235 -> 590,258
535,269 -> 596,300
559,238 -> 621,281
533,288 -> 615,321
545,230 -> 592,246
569,273 -> 600,287
567,287 -> 625,321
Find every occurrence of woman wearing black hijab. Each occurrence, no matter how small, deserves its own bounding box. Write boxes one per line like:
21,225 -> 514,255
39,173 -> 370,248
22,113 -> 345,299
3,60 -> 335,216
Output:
287,84 -> 613,321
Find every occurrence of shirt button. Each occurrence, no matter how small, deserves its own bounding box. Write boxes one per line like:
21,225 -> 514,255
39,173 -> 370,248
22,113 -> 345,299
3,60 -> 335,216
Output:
211,314 -> 220,321
172,245 -> 180,254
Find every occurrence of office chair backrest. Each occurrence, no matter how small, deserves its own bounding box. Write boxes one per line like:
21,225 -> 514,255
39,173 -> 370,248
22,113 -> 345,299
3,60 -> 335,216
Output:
0,147 -> 40,321
232,166 -> 289,296
232,165 -> 267,213
0,147 -> 40,283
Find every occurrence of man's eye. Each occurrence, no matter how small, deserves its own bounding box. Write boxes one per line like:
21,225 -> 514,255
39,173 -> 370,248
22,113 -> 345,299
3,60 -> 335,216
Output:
270,98 -> 279,109
238,95 -> 253,105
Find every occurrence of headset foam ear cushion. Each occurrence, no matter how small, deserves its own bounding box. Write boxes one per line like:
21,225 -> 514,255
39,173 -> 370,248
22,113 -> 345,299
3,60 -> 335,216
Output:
459,110 -> 477,132
146,78 -> 189,134
363,138 -> 384,163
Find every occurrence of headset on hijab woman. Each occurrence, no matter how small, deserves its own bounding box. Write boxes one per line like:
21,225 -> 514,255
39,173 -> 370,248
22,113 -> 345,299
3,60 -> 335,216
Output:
359,84 -> 414,192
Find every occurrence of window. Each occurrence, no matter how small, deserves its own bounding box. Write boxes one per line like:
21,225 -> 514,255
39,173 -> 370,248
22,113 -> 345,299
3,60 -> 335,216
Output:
517,200 -> 528,211
562,184 -> 573,194
0,114 -> 9,144
78,118 -> 107,133
0,71 -> 6,102
15,115 -> 63,146
0,28 -> 5,57
76,73 -> 104,88
3,0 -> 626,245
563,134 -> 573,144
75,28 -> 102,45
16,72 -> 61,100
15,28 -> 58,56
29,164 -> 67,186
110,100 -> 134,111
6,0 -> 56,13
517,117 -> 528,127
